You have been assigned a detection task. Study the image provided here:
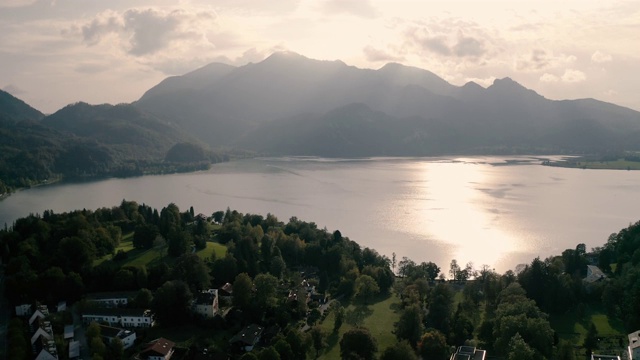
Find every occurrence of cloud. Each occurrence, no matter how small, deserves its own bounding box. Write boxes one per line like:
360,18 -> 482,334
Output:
322,0 -> 377,18
2,84 -> 26,95
422,36 -> 451,56
79,8 -> 218,56
124,9 -> 185,56
539,73 -> 559,83
591,50 -> 612,63
363,45 -> 404,62
453,37 -> 484,57
516,50 -> 576,72
561,69 -> 586,83
403,21 -> 490,59
81,10 -> 122,45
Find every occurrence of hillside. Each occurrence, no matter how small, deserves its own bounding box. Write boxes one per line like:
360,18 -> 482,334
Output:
0,96 -> 229,192
136,52 -> 640,155
0,89 -> 44,123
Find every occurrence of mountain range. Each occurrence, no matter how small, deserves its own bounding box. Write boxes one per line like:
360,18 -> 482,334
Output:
136,51 -> 640,156
2,51 -> 640,189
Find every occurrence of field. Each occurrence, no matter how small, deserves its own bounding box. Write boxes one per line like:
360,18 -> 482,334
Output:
551,303 -> 626,357
316,293 -> 401,359
95,232 -> 227,267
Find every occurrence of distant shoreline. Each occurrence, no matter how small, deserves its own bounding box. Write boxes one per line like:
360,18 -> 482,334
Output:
542,157 -> 640,170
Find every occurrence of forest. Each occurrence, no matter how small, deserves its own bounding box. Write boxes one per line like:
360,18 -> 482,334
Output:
2,200 -> 640,359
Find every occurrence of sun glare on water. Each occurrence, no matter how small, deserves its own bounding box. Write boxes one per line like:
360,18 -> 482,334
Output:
403,159 -> 526,271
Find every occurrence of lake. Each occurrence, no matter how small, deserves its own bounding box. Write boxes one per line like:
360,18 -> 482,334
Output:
1,156 -> 639,273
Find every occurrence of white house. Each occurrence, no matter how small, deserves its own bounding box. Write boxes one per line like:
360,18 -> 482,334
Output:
29,306 -> 49,326
15,303 -> 31,317
82,308 -> 153,328
584,265 -> 606,284
139,338 -> 175,360
629,330 -> 640,360
85,291 -> 137,308
193,289 -> 219,318
99,324 -> 137,349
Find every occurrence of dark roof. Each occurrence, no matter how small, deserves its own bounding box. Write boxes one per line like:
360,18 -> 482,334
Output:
141,338 -> 175,357
195,290 -> 217,305
98,324 -> 123,338
229,324 -> 263,346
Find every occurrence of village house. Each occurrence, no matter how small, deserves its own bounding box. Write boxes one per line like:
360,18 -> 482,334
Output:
15,303 -> 31,317
31,316 -> 58,360
63,325 -> 74,340
628,329 -> 640,360
138,337 -> 176,360
591,355 -> 621,360
584,265 -> 606,284
230,324 -> 263,352
193,289 -> 219,318
85,291 -> 137,308
99,324 -> 137,349
82,308 -> 154,328
450,345 -> 487,360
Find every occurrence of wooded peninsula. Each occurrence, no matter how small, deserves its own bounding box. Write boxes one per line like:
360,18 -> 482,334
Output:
2,200 -> 639,360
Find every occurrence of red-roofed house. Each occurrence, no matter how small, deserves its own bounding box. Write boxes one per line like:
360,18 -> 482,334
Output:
139,338 -> 175,360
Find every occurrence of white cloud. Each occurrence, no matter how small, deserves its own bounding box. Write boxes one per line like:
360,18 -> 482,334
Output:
561,69 -> 586,83
591,50 -> 612,63
516,50 -> 576,72
363,45 -> 404,62
539,73 -> 559,83
321,0 -> 377,18
79,8 -> 219,56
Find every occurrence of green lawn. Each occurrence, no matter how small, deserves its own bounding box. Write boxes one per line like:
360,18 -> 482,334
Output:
94,232 -> 227,267
196,241 -> 227,260
551,303 -> 625,349
317,293 -> 401,359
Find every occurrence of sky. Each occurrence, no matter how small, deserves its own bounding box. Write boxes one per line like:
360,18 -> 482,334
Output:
1,0 -> 639,114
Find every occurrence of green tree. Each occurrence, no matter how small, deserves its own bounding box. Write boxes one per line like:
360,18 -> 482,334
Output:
418,329 -> 449,360
556,340 -> 576,360
339,328 -> 377,360
355,274 -> 379,302
254,273 -> 279,310
310,326 -> 327,358
107,337 -> 124,360
90,337 -> 106,357
259,346 -> 281,360
426,283 -> 454,335
395,304 -> 424,347
333,304 -> 345,333
172,253 -> 211,292
508,333 -> 535,360
167,230 -> 191,257
132,288 -> 153,308
233,272 -> 253,309
584,322 -> 598,353
380,340 -> 418,360
274,339 -> 293,360
152,280 -> 193,326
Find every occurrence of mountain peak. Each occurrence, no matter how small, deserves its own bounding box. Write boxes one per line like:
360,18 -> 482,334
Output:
263,51 -> 308,63
0,89 -> 45,122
